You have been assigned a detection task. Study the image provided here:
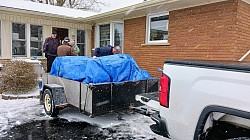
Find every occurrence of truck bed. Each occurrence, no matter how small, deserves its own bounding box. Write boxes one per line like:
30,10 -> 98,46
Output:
135,59 -> 250,139
165,60 -> 250,73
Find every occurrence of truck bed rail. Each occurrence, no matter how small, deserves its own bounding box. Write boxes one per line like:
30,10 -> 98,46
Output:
165,60 -> 250,73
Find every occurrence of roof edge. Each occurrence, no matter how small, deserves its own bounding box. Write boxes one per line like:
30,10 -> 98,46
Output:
82,0 -> 228,22
82,0 -> 172,21
0,6 -> 83,21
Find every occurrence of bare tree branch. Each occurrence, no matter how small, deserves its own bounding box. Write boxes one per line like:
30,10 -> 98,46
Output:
49,0 -> 55,5
56,0 -> 66,6
28,0 -> 107,12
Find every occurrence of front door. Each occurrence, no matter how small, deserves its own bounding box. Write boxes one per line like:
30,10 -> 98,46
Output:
52,27 -> 68,45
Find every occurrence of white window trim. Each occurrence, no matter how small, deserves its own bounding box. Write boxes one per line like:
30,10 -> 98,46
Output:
11,22 -> 27,58
76,29 -> 86,55
95,22 -> 111,48
95,21 -> 124,49
27,24 -> 31,57
11,22 -> 43,58
146,12 -> 169,45
30,24 -> 43,57
0,21 -> 2,57
113,22 -> 124,53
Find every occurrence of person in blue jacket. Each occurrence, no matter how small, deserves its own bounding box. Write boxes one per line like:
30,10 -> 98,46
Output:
93,45 -> 121,59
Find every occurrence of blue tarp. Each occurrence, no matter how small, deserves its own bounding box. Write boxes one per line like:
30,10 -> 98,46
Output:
50,54 -> 151,84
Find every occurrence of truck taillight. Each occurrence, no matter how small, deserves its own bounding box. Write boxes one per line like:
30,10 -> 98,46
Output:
159,73 -> 171,108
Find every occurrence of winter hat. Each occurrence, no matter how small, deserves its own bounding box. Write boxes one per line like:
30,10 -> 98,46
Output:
64,37 -> 70,43
52,31 -> 57,35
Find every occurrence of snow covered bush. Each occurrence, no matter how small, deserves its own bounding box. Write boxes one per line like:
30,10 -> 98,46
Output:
2,61 -> 38,94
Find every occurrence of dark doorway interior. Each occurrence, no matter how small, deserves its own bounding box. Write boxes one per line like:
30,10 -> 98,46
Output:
52,27 -> 68,45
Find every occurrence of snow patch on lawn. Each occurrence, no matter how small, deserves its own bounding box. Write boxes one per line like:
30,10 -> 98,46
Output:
0,98 -> 49,137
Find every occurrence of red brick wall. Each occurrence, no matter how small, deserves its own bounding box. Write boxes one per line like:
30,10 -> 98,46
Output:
236,0 -> 250,62
124,0 -> 241,77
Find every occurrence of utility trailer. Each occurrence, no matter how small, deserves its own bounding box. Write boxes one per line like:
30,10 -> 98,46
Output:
40,73 -> 159,117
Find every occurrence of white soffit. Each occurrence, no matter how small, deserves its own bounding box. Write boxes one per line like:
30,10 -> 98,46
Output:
83,0 -> 228,23
242,0 -> 250,4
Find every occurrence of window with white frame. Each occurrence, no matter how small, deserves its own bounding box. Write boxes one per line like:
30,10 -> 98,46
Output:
77,30 -> 85,56
12,23 -> 26,56
114,23 -> 123,48
0,21 -> 1,56
30,25 -> 43,56
147,13 -> 169,44
99,24 -> 110,47
96,22 -> 124,51
12,23 -> 43,57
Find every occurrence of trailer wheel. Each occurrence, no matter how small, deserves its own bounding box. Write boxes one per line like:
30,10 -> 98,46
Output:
43,89 -> 58,117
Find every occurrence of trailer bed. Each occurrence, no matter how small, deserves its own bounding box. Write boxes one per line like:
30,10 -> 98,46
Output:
41,73 -> 159,117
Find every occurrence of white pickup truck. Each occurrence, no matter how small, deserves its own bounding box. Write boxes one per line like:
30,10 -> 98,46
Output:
136,60 -> 250,140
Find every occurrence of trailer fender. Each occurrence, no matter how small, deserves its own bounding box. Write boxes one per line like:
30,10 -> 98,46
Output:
43,84 -> 67,106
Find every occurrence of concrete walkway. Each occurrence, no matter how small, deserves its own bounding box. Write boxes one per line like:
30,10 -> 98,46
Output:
1,93 -> 39,100
1,88 -> 40,100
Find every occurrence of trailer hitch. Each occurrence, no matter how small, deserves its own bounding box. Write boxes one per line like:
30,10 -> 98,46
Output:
132,106 -> 157,116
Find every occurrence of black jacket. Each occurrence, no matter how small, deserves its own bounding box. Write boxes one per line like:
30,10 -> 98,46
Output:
93,45 -> 113,57
43,37 -> 60,57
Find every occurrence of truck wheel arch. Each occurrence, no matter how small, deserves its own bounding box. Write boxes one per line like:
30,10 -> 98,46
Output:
194,105 -> 250,140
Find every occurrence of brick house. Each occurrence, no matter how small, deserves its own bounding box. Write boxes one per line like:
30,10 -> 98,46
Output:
85,0 -> 250,77
1,0 -> 250,78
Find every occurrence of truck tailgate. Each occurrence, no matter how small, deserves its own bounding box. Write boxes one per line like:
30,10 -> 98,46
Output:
135,92 -> 160,111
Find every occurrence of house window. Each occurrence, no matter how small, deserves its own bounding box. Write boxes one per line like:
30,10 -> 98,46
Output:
77,30 -> 85,56
12,23 -> 43,58
99,24 -> 110,47
30,25 -> 43,56
147,13 -> 169,43
12,23 -> 26,56
114,23 -> 123,48
96,22 -> 124,51
0,21 -> 1,56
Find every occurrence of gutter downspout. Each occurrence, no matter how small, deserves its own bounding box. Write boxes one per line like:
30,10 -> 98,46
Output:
238,50 -> 250,61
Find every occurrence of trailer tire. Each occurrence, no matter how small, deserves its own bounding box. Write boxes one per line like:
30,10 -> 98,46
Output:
43,89 -> 59,117
39,90 -> 44,105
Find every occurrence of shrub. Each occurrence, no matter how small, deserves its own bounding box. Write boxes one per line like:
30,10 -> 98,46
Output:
2,60 -> 38,94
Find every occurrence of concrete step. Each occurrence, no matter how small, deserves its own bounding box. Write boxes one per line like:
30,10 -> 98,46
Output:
1,93 -> 39,100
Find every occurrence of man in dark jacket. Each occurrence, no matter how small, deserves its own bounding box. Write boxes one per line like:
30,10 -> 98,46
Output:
57,37 -> 76,56
43,31 -> 60,72
93,45 -> 121,58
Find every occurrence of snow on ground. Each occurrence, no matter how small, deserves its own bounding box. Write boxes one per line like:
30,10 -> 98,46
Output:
0,98 -> 49,137
59,107 -> 166,140
0,91 -> 166,140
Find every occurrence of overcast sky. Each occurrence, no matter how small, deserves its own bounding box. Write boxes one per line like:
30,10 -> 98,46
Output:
99,0 -> 145,12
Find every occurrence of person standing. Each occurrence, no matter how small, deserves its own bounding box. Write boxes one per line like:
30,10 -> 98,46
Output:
57,37 -> 77,56
43,31 -> 60,72
69,40 -> 80,55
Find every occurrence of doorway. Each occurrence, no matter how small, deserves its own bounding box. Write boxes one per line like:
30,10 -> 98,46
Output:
52,27 -> 68,45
